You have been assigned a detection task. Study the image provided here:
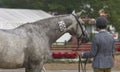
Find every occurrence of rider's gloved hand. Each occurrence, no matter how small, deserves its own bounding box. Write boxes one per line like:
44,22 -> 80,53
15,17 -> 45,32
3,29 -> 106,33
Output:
77,51 -> 84,57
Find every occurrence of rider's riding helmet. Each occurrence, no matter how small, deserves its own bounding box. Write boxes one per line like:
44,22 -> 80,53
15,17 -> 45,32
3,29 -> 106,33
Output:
96,16 -> 108,29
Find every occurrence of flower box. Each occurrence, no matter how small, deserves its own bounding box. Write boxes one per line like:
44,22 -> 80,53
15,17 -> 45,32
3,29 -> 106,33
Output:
52,52 -> 77,59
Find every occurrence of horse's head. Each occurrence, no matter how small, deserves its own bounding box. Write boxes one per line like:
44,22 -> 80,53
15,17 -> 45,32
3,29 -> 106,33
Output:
67,11 -> 89,43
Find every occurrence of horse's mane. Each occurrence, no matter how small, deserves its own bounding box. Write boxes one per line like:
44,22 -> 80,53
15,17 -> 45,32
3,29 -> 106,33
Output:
16,14 -> 70,29
39,14 -> 70,21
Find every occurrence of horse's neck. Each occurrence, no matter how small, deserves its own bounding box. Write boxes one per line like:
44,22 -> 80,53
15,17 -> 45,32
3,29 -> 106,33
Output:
44,15 -> 74,44
16,15 -> 75,45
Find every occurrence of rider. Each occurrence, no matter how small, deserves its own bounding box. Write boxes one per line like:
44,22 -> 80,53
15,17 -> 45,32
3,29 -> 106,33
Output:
79,16 -> 115,72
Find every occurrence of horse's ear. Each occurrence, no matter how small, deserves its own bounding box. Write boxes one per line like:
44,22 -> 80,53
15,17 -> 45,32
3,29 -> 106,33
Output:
72,10 -> 82,18
72,10 -> 76,15
72,10 -> 80,18
76,10 -> 85,18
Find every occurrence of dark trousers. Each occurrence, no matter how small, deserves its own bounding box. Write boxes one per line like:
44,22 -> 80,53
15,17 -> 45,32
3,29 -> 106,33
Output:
93,68 -> 111,72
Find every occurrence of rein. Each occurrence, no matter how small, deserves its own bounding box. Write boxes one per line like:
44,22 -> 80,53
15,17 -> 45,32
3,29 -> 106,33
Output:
72,13 -> 88,72
76,39 -> 88,72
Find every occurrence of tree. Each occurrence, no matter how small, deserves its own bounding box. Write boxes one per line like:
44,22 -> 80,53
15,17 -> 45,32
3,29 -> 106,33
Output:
0,0 -> 120,31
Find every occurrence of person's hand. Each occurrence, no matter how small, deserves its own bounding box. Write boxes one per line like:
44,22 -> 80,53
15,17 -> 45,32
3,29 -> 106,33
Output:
76,51 -> 84,57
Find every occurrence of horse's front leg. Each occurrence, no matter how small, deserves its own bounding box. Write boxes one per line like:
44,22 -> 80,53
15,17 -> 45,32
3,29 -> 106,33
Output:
25,60 -> 44,72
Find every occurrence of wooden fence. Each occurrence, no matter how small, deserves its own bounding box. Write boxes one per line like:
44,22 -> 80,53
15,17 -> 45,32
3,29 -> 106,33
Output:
51,42 -> 120,59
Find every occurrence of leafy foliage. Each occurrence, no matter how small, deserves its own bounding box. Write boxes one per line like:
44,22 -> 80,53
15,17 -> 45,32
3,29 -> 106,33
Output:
0,0 -> 120,31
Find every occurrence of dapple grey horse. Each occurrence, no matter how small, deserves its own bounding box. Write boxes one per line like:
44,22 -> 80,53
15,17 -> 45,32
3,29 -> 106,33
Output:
0,11 -> 88,72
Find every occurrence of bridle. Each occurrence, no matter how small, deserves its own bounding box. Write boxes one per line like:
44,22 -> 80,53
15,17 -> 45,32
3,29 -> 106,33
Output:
72,13 -> 86,41
72,14 -> 88,72
72,13 -> 89,43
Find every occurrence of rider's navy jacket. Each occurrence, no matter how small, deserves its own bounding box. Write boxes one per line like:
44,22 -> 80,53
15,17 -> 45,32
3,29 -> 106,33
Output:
82,30 -> 115,68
